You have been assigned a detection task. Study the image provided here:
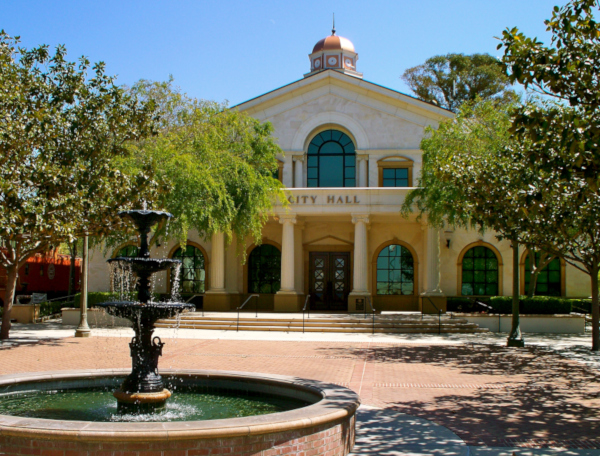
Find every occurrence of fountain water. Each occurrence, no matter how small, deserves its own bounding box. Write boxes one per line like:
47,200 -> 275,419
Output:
97,210 -> 194,411
0,208 -> 359,456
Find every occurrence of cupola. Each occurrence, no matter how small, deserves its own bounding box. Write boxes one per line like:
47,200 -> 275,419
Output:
304,22 -> 362,79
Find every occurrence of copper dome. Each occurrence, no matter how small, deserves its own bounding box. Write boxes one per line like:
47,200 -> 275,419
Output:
312,34 -> 355,53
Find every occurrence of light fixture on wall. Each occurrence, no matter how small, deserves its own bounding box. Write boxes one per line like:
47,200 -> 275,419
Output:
444,230 -> 453,249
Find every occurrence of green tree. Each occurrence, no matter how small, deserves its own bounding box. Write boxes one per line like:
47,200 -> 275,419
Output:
123,79 -> 285,254
402,100 -> 539,346
401,53 -> 517,112
500,0 -> 600,350
0,32 -> 157,339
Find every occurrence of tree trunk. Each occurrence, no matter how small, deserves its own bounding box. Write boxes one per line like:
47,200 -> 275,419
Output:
1,264 -> 19,340
591,265 -> 599,351
528,271 -> 539,298
507,234 -> 524,347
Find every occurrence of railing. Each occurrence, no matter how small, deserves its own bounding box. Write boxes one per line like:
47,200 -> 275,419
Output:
236,295 -> 259,332
572,304 -> 592,332
184,294 -> 204,316
302,294 -> 311,333
364,296 -> 376,335
421,296 -> 442,334
34,294 -> 79,322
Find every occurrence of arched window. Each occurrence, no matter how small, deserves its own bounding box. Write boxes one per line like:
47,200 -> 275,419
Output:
524,253 -> 561,296
114,244 -> 139,258
172,245 -> 206,294
307,130 -> 356,187
461,246 -> 499,296
248,244 -> 281,293
376,244 -> 414,295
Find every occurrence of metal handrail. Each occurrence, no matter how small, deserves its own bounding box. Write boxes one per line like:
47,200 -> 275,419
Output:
364,296 -> 376,335
302,294 -> 311,333
184,294 -> 204,316
236,294 -> 259,332
468,297 -> 493,312
422,296 -> 442,334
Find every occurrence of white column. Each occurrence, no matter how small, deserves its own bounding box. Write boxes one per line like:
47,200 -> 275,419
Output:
351,214 -> 369,293
357,155 -> 368,187
423,226 -> 442,294
210,232 -> 225,291
279,215 -> 297,292
293,156 -> 304,188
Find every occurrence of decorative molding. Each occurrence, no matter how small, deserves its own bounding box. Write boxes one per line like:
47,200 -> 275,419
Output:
291,111 -> 370,151
303,235 -> 353,246
351,213 -> 370,225
279,214 -> 297,225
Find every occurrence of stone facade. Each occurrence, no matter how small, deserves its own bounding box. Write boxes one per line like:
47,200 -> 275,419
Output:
88,36 -> 591,312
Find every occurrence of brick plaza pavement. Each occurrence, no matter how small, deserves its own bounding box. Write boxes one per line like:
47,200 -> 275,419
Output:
1,330 -> 600,452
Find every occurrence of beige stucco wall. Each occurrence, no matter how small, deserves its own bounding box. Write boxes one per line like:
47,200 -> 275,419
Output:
86,71 -> 591,306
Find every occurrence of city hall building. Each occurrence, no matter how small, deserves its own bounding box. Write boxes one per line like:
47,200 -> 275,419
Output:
89,30 -> 590,312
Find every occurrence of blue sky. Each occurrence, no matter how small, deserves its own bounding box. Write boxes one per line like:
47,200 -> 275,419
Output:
3,0 -> 560,106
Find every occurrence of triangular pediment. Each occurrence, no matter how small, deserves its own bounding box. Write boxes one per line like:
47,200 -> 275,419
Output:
304,235 -> 353,246
234,70 -> 453,126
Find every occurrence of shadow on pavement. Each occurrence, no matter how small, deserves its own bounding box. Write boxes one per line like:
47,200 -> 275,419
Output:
350,406 -> 468,455
322,344 -> 600,449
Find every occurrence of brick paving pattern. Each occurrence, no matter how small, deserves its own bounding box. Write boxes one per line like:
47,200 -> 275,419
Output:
1,336 -> 599,450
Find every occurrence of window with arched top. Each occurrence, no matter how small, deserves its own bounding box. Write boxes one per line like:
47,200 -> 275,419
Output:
377,156 -> 414,187
307,130 -> 356,187
376,244 -> 415,295
524,252 -> 562,296
248,244 -> 281,293
461,246 -> 499,296
171,245 -> 206,294
114,244 -> 139,258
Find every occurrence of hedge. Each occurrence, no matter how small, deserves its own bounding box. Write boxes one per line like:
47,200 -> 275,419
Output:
448,296 -> 584,314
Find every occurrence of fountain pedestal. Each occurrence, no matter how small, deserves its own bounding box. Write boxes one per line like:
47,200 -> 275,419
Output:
98,210 -> 194,411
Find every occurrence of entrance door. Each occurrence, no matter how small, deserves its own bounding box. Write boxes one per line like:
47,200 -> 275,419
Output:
309,252 -> 351,311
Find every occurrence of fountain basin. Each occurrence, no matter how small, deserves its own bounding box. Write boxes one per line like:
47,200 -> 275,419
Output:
0,369 -> 359,456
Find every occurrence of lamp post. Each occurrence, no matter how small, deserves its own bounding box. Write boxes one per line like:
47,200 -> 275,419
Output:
75,235 -> 90,338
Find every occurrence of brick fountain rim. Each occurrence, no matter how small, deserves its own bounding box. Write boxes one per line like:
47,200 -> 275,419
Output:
0,369 -> 360,443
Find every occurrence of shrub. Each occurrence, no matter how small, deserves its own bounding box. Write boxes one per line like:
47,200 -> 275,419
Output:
488,296 -> 571,314
71,292 -> 161,308
447,297 -> 491,312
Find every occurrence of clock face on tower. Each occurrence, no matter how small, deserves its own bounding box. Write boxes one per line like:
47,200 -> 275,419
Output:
314,59 -> 321,68
344,58 -> 353,67
327,56 -> 337,66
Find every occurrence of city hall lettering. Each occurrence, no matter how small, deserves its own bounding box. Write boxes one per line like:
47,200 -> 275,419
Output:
286,195 -> 360,204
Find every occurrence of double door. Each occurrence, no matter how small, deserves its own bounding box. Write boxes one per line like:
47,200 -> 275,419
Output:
309,252 -> 351,311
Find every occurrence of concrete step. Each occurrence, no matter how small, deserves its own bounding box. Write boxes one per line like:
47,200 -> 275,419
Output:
155,313 -> 489,334
154,322 -> 489,333
164,318 -> 473,327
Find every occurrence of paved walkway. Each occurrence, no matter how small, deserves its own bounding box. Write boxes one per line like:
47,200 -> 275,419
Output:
2,320 -> 600,455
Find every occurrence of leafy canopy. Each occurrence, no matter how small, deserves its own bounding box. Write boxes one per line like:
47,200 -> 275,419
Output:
499,0 -> 600,350
0,31 -> 157,338
401,53 -> 517,112
402,99 -> 530,238
124,79 -> 285,253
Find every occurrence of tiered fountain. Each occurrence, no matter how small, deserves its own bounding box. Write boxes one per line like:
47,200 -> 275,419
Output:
97,209 -> 194,411
0,208 -> 359,456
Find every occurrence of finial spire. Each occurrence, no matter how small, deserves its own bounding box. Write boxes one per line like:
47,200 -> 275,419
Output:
332,13 -> 336,35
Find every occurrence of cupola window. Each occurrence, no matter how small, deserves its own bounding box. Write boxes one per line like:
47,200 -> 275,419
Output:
307,130 -> 356,188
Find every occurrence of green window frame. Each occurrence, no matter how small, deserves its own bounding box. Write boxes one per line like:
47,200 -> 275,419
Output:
376,244 -> 414,295
461,246 -> 498,296
248,244 -> 281,294
172,245 -> 206,294
524,253 -> 561,296
382,168 -> 409,187
307,130 -> 356,188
